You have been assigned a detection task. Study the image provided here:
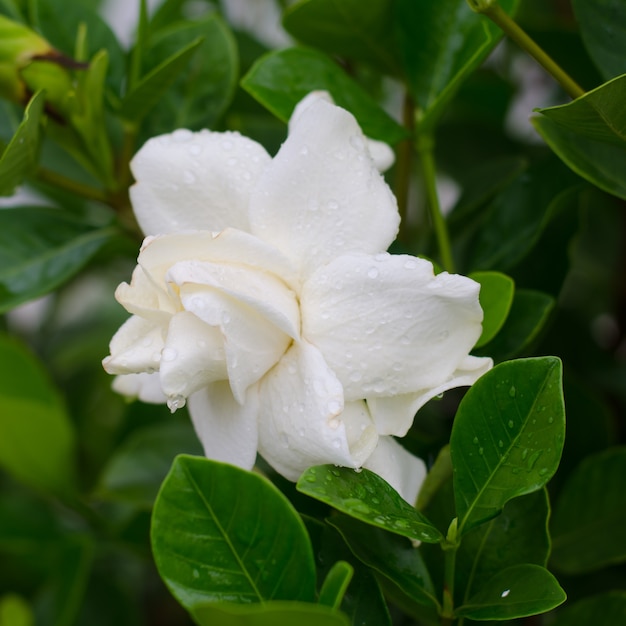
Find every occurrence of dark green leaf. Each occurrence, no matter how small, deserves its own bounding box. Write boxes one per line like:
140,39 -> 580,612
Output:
144,15 -> 238,133
0,334 -> 75,495
241,47 -> 407,144
394,0 -> 518,129
151,455 -> 316,608
532,74 -> 626,200
319,561 -> 354,609
451,357 -> 565,535
550,592 -> 626,626
282,0 -> 399,75
0,91 -> 44,195
297,466 -> 442,544
572,0 -> 626,80
456,490 -> 551,605
119,36 -> 204,122
192,601 -> 350,626
473,289 -> 555,362
0,207 -> 115,313
455,564 -> 566,620
551,447 -> 626,574
329,515 -> 440,619
469,271 -> 515,348
96,421 -> 203,508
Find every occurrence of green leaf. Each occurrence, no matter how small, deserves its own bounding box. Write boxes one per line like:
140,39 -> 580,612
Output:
329,515 -> 440,619
0,207 -> 115,313
0,91 -> 44,195
550,592 -> 626,626
572,0 -> 626,80
151,455 -> 316,609
282,0 -> 399,75
119,36 -> 204,123
241,47 -> 407,144
0,594 -> 33,626
394,0 -> 518,129
297,466 -> 442,544
143,15 -> 238,133
551,447 -> 626,574
451,357 -> 565,535
455,564 -> 566,620
532,74 -> 626,200
192,601 -> 350,626
456,490 -> 551,605
319,561 -> 354,609
0,334 -> 75,495
473,289 -> 555,362
469,271 -> 515,348
96,421 -> 203,508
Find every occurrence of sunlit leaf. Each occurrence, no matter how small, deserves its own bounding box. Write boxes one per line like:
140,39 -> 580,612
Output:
455,564 -> 566,620
551,447 -> 626,574
241,47 -> 407,144
297,465 -> 442,544
532,74 -> 626,200
151,455 -> 316,608
0,594 -> 33,626
0,207 -> 115,313
469,271 -> 515,347
0,91 -> 44,196
572,0 -> 626,80
0,334 -> 75,495
451,357 -> 565,535
192,601 -> 350,626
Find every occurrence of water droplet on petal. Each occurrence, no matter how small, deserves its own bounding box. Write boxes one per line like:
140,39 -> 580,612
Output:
328,400 -> 341,415
182,170 -> 196,184
404,258 -> 418,269
367,267 -> 379,279
172,129 -> 192,142
167,395 -> 186,413
188,143 -> 202,155
299,145 -> 309,155
162,348 -> 178,362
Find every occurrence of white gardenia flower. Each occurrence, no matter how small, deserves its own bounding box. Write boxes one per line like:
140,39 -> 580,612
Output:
103,96 -> 492,503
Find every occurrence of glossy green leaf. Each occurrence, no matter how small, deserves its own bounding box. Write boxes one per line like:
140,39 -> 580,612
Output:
297,466 -> 442,544
151,455 -> 316,608
282,0 -> 399,75
474,289 -> 555,362
119,36 -> 204,122
451,357 -> 565,535
455,564 -> 566,620
551,447 -> 626,574
550,592 -> 626,626
0,207 -> 115,313
532,74 -> 626,200
0,334 -> 75,495
572,0 -> 626,80
329,515 -> 440,619
456,490 -> 551,605
144,15 -> 238,133
0,594 -> 33,626
0,91 -> 44,196
318,561 -> 354,609
394,0 -> 518,129
96,421 -> 203,508
192,601 -> 350,626
241,47 -> 407,144
469,272 -> 515,348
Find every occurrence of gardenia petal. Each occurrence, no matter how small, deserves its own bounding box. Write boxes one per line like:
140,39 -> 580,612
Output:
288,90 -> 395,173
112,372 -> 166,404
367,355 -> 493,437
187,381 -> 259,470
257,341 -> 372,480
362,436 -> 427,505
130,129 -> 271,235
249,98 -> 399,279
301,252 -> 484,400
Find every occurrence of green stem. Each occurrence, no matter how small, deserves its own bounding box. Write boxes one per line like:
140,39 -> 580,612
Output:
472,1 -> 585,100
36,167 -> 109,204
394,92 -> 416,243
441,518 -> 460,625
416,134 -> 455,273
